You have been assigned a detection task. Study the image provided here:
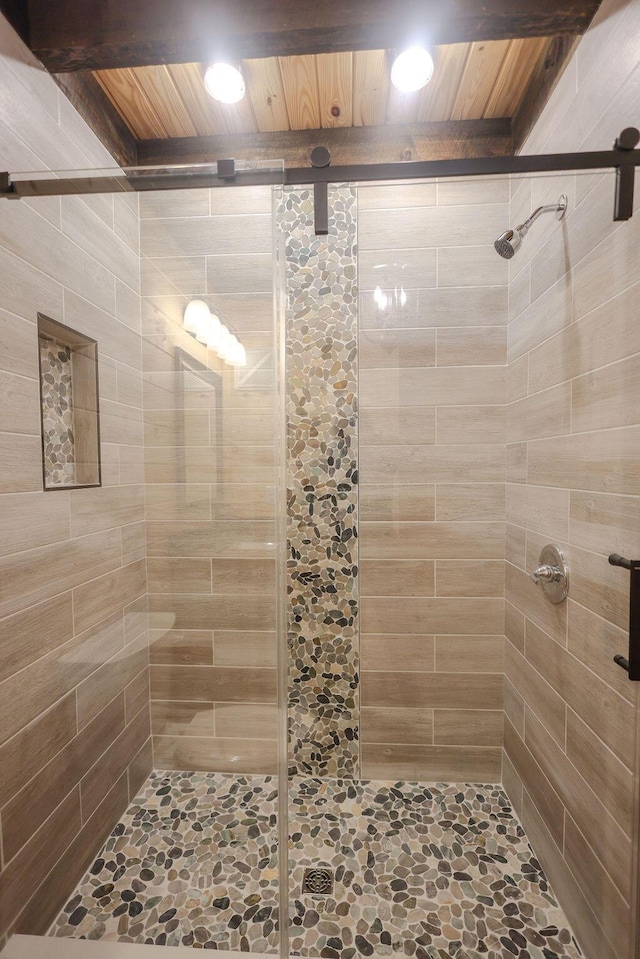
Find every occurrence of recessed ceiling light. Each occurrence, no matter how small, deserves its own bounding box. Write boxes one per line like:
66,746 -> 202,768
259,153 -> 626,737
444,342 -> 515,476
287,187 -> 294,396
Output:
390,47 -> 434,93
204,62 -> 246,104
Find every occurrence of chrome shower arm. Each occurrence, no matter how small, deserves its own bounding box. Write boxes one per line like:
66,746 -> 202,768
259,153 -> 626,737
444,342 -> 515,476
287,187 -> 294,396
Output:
494,193 -> 568,259
518,197 -> 568,235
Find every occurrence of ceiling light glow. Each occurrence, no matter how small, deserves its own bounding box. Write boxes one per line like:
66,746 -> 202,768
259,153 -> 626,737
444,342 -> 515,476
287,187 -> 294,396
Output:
375,290 -> 388,311
391,47 -> 434,93
204,62 -> 246,103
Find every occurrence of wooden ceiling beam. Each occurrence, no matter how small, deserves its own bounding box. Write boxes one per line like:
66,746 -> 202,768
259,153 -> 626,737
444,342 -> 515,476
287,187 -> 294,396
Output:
26,0 -> 601,73
0,0 -> 29,42
136,118 -> 513,169
53,71 -> 138,167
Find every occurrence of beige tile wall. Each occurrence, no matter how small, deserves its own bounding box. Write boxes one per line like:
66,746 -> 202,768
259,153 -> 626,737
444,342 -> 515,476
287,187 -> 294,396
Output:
503,3 -> 640,954
140,186 -> 278,774
0,13 -> 150,944
358,179 -> 508,781
1,4 -> 638,951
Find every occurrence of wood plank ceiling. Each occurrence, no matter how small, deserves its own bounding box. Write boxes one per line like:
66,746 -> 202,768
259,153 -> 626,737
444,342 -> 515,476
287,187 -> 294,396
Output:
94,39 -> 549,141
1,0 -> 603,168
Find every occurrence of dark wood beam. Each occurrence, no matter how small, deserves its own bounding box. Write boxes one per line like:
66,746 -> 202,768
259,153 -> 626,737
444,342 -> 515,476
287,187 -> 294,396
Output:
136,119 -> 513,169
27,0 -> 601,73
0,0 -> 28,42
54,71 -> 138,167
512,35 -> 579,153
0,1 -> 136,166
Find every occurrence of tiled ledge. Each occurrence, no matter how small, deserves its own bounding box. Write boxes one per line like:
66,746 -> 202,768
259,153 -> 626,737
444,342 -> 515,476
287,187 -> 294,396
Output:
4,936 -> 245,958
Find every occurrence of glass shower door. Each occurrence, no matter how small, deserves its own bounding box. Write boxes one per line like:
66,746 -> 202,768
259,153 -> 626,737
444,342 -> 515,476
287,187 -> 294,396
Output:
140,175 -> 285,952
2,163 -> 288,954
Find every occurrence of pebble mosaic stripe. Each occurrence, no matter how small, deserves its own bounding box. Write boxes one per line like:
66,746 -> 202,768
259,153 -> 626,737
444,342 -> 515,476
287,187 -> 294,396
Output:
52,771 -> 581,959
278,186 -> 360,779
39,338 -> 76,486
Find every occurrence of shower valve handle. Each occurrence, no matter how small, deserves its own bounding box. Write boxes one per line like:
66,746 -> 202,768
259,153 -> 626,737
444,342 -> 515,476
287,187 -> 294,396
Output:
529,544 -> 569,605
531,563 -> 563,584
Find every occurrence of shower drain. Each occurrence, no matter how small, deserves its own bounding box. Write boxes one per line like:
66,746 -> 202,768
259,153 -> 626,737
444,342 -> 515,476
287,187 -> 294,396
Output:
302,867 -> 334,895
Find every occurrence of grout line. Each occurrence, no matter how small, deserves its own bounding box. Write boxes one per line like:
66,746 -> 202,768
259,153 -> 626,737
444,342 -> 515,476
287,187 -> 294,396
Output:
565,702 -> 631,771
1,783 -> 81,872
78,702 -> 149,817
35,776 -> 129,939
78,774 -> 84,825
513,610 -> 633,735
152,732 -> 276,742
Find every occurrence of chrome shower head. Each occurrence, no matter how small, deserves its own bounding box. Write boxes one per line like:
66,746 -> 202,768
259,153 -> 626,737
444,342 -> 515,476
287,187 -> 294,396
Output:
494,193 -> 568,259
494,229 -> 523,259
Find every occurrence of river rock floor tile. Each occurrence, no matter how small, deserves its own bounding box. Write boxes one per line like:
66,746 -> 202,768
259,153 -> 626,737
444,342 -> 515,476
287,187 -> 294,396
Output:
51,772 -> 582,959
51,771 -> 280,951
288,779 -> 582,959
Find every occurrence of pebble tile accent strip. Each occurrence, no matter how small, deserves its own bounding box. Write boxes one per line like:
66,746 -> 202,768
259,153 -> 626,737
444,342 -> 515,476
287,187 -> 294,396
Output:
279,186 -> 360,779
52,771 -> 581,959
39,338 -> 76,486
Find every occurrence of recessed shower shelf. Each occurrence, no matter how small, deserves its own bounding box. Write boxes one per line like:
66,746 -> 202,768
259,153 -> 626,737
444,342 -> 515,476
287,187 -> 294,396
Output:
37,314 -> 101,491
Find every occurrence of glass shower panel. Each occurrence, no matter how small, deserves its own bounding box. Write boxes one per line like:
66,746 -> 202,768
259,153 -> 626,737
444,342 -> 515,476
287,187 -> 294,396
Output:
281,171 -> 640,959
138,178 -> 284,953
0,163 -> 287,953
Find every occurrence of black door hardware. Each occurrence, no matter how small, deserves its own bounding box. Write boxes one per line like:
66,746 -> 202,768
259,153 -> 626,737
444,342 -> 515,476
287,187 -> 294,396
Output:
608,554 -> 640,679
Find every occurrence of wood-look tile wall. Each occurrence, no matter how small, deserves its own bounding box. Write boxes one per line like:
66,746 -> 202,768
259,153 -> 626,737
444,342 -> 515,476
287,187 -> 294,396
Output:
503,3 -> 640,954
0,14 -> 150,944
140,185 -> 278,774
358,179 -> 508,781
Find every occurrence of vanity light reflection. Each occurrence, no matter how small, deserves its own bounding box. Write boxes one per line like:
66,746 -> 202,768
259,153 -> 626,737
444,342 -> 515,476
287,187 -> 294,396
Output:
183,299 -> 247,368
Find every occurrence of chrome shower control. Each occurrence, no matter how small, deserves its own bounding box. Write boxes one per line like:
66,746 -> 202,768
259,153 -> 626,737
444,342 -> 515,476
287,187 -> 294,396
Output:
530,544 -> 569,604
531,564 -> 562,583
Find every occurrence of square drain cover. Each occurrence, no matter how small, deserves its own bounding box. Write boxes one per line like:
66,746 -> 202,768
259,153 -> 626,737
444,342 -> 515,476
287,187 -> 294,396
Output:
302,867 -> 334,895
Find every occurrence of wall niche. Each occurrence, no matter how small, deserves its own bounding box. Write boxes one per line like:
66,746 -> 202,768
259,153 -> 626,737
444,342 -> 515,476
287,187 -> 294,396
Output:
37,313 -> 101,490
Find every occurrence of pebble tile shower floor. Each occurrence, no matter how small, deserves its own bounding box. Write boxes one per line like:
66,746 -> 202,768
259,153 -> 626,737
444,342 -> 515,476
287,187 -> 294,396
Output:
52,771 -> 582,959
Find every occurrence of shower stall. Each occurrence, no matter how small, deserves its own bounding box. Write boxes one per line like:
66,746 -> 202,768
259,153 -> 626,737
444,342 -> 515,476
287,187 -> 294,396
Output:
2,160 -> 640,959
